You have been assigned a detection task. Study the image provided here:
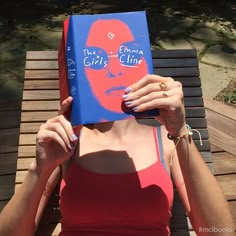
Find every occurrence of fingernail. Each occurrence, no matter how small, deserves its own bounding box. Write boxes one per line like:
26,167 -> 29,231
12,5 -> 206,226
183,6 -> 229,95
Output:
125,87 -> 132,93
122,94 -> 129,100
71,133 -> 78,141
125,101 -> 132,106
132,106 -> 139,111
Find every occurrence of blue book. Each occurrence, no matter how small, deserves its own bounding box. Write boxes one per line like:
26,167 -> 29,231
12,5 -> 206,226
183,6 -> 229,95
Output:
62,11 -> 158,125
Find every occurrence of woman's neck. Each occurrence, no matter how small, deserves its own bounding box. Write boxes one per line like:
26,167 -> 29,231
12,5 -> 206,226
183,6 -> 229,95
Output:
86,119 -> 140,141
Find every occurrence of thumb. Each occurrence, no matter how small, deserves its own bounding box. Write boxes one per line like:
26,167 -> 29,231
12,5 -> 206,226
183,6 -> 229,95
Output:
58,96 -> 73,116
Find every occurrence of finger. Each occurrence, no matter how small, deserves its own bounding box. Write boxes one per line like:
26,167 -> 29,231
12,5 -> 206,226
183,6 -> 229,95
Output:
57,115 -> 79,142
125,74 -> 173,93
46,115 -> 78,143
37,128 -> 72,153
58,96 -> 73,115
127,87 -> 184,112
123,80 -> 181,105
123,77 -> 177,102
124,90 -> 163,108
43,122 -> 74,151
123,83 -> 161,101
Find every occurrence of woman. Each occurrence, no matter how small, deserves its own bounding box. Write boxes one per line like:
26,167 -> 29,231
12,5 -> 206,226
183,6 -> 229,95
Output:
0,75 -> 234,235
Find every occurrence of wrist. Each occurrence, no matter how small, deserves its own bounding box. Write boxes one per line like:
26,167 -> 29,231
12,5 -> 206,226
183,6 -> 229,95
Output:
29,161 -> 54,180
167,123 -> 190,140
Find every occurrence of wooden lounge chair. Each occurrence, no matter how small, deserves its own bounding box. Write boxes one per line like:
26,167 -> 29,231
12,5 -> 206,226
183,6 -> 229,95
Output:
16,49 -> 212,235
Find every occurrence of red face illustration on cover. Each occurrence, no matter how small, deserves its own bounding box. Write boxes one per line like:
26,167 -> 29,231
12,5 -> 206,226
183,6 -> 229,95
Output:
84,19 -> 149,113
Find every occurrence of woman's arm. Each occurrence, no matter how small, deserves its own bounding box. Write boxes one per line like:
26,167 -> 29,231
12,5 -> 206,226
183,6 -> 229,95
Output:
171,134 -> 235,234
123,74 -> 235,235
0,97 -> 79,236
0,164 -> 60,236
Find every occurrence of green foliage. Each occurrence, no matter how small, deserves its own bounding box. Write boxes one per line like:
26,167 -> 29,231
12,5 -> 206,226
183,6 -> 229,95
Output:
223,89 -> 236,105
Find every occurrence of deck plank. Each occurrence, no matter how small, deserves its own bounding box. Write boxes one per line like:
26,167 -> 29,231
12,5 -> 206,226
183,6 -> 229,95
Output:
212,152 -> 236,175
22,100 -> 59,111
215,174 -> 236,201
208,125 -> 236,156
0,128 -> 20,153
204,98 -> 236,121
206,109 -> 236,138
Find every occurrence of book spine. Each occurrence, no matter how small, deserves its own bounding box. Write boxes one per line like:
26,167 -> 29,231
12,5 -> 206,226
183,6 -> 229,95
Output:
66,17 -> 81,125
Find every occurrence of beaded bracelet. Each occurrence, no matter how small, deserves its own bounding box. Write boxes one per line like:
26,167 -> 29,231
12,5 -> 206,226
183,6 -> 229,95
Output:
167,124 -> 193,142
168,124 -> 203,166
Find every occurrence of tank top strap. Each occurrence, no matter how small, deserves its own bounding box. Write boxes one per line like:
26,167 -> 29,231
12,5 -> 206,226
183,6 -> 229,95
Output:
71,127 -> 83,161
153,126 -> 170,175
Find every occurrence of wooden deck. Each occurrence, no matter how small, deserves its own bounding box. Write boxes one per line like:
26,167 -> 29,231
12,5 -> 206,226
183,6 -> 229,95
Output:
0,51 -> 235,234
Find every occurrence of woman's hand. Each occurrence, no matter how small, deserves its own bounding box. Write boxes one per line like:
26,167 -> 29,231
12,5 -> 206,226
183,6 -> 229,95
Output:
123,74 -> 187,136
35,97 -> 80,174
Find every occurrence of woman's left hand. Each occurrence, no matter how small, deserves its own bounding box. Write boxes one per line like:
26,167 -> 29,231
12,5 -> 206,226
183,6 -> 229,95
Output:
122,74 -> 187,136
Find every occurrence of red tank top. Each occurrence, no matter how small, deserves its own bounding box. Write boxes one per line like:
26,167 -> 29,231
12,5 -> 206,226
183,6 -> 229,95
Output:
59,127 -> 173,236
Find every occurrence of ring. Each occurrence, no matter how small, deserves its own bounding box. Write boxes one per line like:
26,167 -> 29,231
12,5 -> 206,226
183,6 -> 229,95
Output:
159,82 -> 167,91
163,92 -> 168,97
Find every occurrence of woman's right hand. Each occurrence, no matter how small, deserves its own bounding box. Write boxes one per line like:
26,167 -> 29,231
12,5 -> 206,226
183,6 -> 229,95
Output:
35,97 -> 80,174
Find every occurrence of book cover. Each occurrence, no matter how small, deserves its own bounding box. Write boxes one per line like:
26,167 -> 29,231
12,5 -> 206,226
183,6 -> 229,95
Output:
59,11 -> 159,125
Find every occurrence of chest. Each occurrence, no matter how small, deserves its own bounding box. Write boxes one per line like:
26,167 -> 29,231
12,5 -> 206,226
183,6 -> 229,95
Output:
76,131 -> 159,174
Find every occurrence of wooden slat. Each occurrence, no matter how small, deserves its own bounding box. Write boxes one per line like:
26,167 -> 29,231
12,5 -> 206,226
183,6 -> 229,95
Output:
26,61 -> 58,70
200,152 -> 212,163
155,67 -> 199,77
15,170 -> 27,184
18,145 -> 36,157
26,50 -> 198,60
183,87 -> 202,97
24,80 -> 59,90
184,97 -> 203,107
185,107 -> 205,118
26,61 -> 199,76
17,158 -> 34,170
0,99 -> 21,111
212,152 -> 236,175
0,175 -> 15,199
153,58 -> 198,68
174,77 -> 201,87
0,200 -> 10,212
20,123 -> 43,133
206,109 -> 236,138
18,134 -> 209,151
19,134 -> 36,145
22,102 -> 205,117
21,99 -> 203,112
23,90 -> 59,100
152,49 -> 197,58
204,98 -> 236,121
23,85 -> 203,98
22,100 -> 59,111
186,118 -> 207,129
194,140 -> 211,152
208,125 -> 236,156
215,174 -> 236,201
27,51 -> 58,60
0,128 -> 20,153
25,70 -> 59,79
0,153 -> 17,175
211,144 -> 223,153
21,111 -> 58,122
0,110 -> 21,129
